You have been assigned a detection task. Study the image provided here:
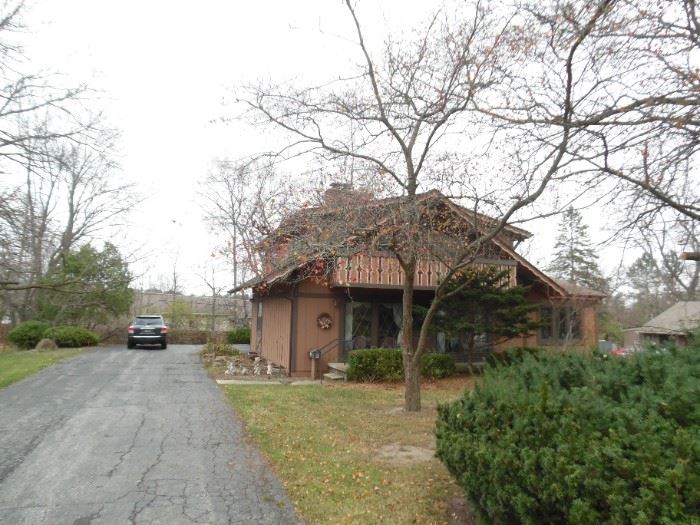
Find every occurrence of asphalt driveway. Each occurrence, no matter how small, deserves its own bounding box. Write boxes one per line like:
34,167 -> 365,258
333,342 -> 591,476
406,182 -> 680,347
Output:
0,345 -> 301,524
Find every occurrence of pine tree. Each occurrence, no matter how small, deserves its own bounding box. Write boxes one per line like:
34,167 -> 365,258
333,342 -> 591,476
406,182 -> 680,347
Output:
548,207 -> 607,291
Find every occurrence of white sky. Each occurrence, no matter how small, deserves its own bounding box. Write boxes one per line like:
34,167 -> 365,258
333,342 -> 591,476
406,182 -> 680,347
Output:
20,0 -> 630,294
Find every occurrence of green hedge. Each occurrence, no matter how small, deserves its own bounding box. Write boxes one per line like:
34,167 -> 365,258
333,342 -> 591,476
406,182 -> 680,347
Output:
436,348 -> 700,524
347,348 -> 404,382
227,326 -> 251,345
421,352 -> 456,379
8,321 -> 50,349
347,348 -> 457,381
43,326 -> 99,348
486,345 -> 544,366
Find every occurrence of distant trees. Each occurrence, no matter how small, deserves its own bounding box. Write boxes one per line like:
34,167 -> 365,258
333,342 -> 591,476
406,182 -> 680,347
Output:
548,208 -> 607,292
200,158 -> 299,289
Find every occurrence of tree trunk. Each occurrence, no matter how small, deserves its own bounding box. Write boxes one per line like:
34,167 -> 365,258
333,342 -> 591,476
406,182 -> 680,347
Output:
401,258 -> 421,412
404,354 -> 421,412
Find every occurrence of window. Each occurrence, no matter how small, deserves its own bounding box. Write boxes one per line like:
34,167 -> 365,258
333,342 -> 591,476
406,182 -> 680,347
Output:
345,302 -> 372,349
540,305 -> 581,344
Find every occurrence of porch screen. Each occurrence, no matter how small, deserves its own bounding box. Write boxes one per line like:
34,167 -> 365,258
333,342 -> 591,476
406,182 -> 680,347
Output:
344,302 -> 372,349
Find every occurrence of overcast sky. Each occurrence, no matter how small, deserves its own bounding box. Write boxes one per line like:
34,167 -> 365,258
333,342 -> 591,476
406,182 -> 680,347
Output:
21,0 -> 628,294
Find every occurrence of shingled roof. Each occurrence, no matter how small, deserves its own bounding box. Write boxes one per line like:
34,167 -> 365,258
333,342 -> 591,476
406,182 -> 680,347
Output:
625,301 -> 700,335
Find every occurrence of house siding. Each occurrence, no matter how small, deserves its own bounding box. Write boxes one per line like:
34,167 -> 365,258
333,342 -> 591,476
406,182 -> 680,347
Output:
260,297 -> 292,371
293,280 -> 343,376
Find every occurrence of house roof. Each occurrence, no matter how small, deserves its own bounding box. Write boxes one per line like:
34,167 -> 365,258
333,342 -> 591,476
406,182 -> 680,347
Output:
624,301 -> 700,335
550,279 -> 607,299
228,190 -> 571,295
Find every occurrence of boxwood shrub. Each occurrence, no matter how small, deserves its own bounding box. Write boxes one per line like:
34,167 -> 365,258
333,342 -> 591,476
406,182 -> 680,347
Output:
43,326 -> 99,348
226,326 -> 251,345
421,352 -> 456,379
8,321 -> 50,349
347,349 -> 457,381
347,348 -> 403,382
436,347 -> 700,525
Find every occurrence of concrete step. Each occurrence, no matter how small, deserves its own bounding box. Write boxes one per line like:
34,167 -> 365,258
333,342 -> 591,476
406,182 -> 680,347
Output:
328,362 -> 348,373
323,372 -> 346,381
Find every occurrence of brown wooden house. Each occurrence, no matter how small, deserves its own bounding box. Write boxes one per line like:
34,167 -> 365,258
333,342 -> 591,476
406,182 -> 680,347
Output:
231,187 -> 605,377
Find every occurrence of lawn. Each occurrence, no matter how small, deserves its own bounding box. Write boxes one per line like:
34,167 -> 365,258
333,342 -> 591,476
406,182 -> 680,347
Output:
224,378 -> 476,525
0,348 -> 86,389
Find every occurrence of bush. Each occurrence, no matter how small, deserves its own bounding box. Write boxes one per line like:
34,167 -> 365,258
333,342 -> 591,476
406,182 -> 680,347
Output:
43,326 -> 99,348
347,348 -> 403,382
421,352 -> 456,379
486,345 -> 544,366
201,342 -> 240,357
348,349 -> 460,381
8,321 -> 50,349
436,347 -> 700,525
227,326 -> 251,345
35,338 -> 58,351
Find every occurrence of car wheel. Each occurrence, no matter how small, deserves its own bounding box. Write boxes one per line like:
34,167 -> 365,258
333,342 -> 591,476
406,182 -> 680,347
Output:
161,342 -> 167,349
127,342 -> 135,349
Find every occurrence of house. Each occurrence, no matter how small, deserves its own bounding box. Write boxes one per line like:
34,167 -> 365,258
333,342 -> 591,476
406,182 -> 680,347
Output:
623,301 -> 700,348
230,186 -> 605,377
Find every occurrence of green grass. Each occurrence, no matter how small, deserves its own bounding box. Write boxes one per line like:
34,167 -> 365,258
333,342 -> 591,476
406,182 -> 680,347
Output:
224,379 -> 475,525
0,348 -> 86,389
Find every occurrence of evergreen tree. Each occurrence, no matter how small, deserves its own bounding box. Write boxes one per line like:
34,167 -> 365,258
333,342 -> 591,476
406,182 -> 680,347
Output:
37,243 -> 133,328
418,267 -> 538,366
548,207 -> 607,291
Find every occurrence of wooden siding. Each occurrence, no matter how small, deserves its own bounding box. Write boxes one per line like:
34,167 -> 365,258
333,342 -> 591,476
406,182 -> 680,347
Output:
260,297 -> 292,370
250,300 -> 259,354
331,253 -> 517,290
293,280 -> 342,375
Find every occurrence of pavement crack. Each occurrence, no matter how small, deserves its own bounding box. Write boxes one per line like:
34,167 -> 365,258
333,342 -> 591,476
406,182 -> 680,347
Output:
107,412 -> 146,477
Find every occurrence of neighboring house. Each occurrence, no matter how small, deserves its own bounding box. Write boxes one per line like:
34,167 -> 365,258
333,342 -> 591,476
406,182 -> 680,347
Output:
231,186 -> 605,377
623,301 -> 700,348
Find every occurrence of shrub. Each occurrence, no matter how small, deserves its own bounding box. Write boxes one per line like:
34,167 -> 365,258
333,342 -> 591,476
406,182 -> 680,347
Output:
486,345 -> 544,366
201,342 -> 240,357
436,347 -> 700,525
421,352 -> 456,379
8,321 -> 50,349
35,338 -> 58,351
43,326 -> 99,348
227,326 -> 251,345
347,348 -> 403,382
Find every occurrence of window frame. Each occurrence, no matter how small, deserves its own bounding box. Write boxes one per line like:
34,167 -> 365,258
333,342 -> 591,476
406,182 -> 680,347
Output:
539,304 -> 582,345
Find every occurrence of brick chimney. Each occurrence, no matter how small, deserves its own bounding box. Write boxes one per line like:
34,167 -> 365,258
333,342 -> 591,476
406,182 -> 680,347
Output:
323,182 -> 372,207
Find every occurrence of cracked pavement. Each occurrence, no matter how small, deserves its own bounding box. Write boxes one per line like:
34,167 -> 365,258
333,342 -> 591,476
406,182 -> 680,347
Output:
0,345 -> 302,524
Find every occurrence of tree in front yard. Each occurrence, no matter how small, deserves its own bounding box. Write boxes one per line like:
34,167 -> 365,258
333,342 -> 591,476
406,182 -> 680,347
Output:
417,267 -> 538,366
235,0 -> 607,411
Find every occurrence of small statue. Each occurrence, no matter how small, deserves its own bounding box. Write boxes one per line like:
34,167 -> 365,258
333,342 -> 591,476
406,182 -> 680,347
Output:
226,362 -> 236,376
254,356 -> 262,376
266,362 -> 273,378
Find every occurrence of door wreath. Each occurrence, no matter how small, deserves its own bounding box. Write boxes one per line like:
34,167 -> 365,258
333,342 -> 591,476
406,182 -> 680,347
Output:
317,313 -> 333,330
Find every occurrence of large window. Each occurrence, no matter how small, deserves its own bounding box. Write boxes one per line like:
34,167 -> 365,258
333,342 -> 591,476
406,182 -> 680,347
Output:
345,302 -> 372,349
344,301 -> 402,350
540,305 -> 581,344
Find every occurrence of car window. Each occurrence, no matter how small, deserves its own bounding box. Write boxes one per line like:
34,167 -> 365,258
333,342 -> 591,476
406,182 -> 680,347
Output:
133,317 -> 162,326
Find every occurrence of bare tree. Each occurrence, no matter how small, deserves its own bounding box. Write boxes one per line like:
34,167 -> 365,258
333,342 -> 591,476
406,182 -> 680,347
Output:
201,157 -> 300,287
235,0 -> 611,411
478,0 -> 700,227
